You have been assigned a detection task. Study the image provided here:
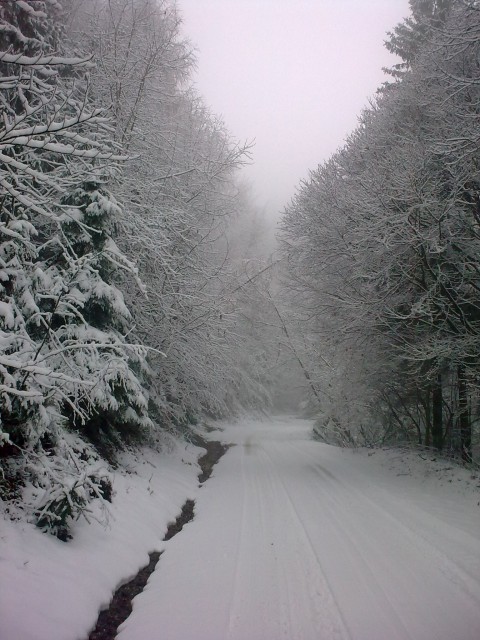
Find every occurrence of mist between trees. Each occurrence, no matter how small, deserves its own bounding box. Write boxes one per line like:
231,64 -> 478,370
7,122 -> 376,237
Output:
0,0 -> 479,539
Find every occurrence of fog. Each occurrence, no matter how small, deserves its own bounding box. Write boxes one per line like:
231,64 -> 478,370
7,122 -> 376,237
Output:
178,0 -> 410,218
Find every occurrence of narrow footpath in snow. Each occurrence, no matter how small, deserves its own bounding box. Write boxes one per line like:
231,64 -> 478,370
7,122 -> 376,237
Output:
117,416 -> 480,640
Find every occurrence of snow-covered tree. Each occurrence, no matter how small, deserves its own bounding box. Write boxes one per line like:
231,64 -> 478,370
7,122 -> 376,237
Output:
64,0 -> 274,424
280,0 -> 480,459
0,0 -> 150,537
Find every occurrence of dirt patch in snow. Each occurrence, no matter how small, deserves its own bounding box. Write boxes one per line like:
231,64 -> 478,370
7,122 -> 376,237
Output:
86,435 -> 230,640
163,498 -> 195,540
195,438 -> 232,484
87,549 -> 162,640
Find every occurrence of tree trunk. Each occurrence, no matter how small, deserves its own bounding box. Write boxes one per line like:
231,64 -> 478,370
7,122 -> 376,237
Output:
458,365 -> 472,463
423,389 -> 431,447
431,374 -> 443,451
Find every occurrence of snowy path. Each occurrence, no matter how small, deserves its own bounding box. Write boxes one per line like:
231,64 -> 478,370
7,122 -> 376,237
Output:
118,417 -> 480,640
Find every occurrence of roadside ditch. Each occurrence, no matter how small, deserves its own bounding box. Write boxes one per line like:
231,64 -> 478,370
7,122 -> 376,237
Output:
87,434 -> 231,640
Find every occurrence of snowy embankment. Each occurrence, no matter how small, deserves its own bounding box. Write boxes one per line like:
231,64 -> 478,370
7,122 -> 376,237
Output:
2,416 -> 480,640
0,435 -> 203,640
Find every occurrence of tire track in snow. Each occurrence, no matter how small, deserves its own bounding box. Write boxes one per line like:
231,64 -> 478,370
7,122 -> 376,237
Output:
290,442 -> 480,610
258,444 -> 352,640
250,446 -> 291,636
256,445 -> 307,639
312,459 -> 480,608
224,441 -> 349,639
271,442 -> 428,640
225,444 -> 248,638
298,462 -> 415,640
283,441 -> 480,640
226,444 -> 295,638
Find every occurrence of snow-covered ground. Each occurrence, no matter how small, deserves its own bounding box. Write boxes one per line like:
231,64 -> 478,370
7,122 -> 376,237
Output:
0,435 -> 202,640
2,416 -> 480,640
117,416 -> 480,640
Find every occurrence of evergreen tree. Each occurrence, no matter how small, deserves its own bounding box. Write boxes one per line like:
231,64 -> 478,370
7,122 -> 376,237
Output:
0,0 -> 150,537
384,0 -> 453,78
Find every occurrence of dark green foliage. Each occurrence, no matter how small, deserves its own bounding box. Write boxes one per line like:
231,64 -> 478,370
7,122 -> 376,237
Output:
70,406 -> 149,463
35,473 -> 113,541
35,481 -> 88,541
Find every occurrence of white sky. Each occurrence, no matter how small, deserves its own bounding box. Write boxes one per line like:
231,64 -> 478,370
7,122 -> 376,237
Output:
178,0 -> 411,218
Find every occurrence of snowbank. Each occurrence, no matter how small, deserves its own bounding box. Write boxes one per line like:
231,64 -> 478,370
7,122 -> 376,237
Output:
0,436 -> 202,640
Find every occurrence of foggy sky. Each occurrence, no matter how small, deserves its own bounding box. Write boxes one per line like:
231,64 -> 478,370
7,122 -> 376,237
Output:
178,0 -> 410,218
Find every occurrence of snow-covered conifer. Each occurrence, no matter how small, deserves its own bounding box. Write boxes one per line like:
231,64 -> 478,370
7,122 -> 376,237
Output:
0,0 -> 150,536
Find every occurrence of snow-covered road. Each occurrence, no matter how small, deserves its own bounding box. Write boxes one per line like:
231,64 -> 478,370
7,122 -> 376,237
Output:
117,417 -> 480,640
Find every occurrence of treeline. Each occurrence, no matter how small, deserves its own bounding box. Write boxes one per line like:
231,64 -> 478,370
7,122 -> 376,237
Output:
280,0 -> 480,461
0,0 -> 273,536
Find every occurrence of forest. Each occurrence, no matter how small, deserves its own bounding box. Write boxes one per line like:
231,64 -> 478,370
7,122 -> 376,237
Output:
1,0 -> 479,540
281,0 -> 480,460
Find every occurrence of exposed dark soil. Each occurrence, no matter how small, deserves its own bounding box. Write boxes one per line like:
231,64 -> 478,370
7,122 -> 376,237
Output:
88,550 -> 162,640
163,498 -> 195,540
86,433 -> 231,640
194,437 -> 231,484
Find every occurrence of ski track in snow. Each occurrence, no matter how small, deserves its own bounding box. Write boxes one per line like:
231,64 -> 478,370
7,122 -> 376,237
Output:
117,416 -> 480,640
